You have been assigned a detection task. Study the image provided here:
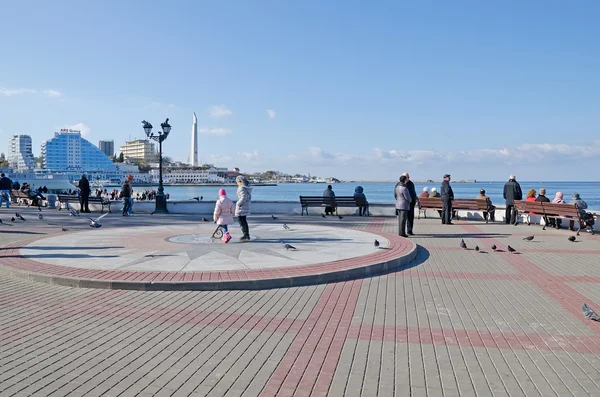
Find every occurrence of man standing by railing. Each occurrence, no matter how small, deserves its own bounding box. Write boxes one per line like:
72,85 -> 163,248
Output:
503,175 -> 522,225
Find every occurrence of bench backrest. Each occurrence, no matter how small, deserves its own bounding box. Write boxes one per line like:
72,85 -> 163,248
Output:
418,197 -> 442,207
513,200 -> 544,213
541,202 -> 581,217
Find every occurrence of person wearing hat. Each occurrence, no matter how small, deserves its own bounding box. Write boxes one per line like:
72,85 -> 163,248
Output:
440,174 -> 454,225
401,173 -> 417,235
79,174 -> 91,213
503,174 -> 522,225
213,188 -> 234,243
477,189 -> 496,222
235,175 -> 253,241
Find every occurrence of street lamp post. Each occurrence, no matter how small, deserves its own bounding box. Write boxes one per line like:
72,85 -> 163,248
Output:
142,118 -> 171,214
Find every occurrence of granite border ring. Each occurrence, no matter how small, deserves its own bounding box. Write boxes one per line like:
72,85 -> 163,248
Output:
0,229 -> 417,291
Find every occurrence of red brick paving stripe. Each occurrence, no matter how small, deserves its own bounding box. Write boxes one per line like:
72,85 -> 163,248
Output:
461,224 -> 600,339
346,324 -> 600,354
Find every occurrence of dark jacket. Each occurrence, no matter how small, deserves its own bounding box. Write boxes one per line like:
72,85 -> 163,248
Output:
441,180 -> 454,200
503,179 -> 522,205
121,181 -> 132,198
353,186 -> 367,203
405,180 -> 417,205
535,195 -> 550,203
0,176 -> 12,190
79,177 -> 90,195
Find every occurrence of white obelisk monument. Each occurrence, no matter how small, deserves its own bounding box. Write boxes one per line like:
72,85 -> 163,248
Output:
190,112 -> 198,166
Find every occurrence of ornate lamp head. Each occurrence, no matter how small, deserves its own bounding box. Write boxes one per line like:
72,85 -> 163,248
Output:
161,118 -> 171,137
141,120 -> 153,137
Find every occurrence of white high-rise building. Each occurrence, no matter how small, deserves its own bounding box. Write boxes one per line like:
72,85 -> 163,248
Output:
8,135 -> 36,171
190,112 -> 198,167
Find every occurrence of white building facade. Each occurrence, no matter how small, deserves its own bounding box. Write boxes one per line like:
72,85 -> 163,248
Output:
150,167 -> 224,184
119,139 -> 157,162
8,135 -> 36,172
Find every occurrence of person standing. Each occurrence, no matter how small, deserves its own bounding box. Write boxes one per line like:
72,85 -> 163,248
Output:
120,176 -> 133,216
402,173 -> 417,235
503,175 -> 522,225
0,173 -> 12,208
235,176 -> 253,242
323,185 -> 336,216
394,175 -> 412,237
79,174 -> 91,213
441,174 -> 454,225
213,188 -> 234,243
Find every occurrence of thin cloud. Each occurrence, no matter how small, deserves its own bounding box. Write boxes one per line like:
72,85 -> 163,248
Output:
62,123 -> 91,137
0,87 -> 37,96
209,104 -> 233,118
238,150 -> 260,162
199,127 -> 232,136
266,109 -> 276,119
43,89 -> 62,98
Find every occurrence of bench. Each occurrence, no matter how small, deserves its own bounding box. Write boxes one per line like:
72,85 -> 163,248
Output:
418,197 -> 493,223
9,190 -> 33,206
299,196 -> 369,216
514,200 -> 595,235
57,195 -> 112,213
513,200 -> 544,225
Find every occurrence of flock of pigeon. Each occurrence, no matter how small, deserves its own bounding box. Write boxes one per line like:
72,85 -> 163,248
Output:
0,203 -> 109,230
458,234 -> 579,254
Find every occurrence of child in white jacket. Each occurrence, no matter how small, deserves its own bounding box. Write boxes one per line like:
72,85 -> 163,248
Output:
213,188 -> 234,243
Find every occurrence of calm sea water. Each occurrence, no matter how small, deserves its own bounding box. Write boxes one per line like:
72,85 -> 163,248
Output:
145,182 -> 600,210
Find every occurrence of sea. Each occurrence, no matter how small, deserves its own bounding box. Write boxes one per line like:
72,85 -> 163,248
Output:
140,181 -> 600,210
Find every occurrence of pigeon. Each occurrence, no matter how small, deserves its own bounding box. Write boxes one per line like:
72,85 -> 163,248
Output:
475,245 -> 480,252
568,236 -> 576,242
523,235 -> 534,241
61,226 -> 68,232
0,219 -> 12,227
283,224 -> 291,230
321,213 -> 326,218
192,196 -> 200,201
67,204 -> 79,217
507,245 -> 516,253
281,241 -> 296,250
374,239 -> 380,248
88,213 -> 108,228
200,196 -> 203,201
491,244 -> 497,251
582,303 -> 600,322
11,217 -> 15,222
338,215 -> 344,220
460,239 -> 467,249
202,217 -> 208,222
15,213 -> 25,221
272,215 -> 278,220
38,213 -> 44,221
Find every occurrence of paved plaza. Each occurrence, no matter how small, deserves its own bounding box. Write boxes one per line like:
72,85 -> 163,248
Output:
1,207 -> 600,396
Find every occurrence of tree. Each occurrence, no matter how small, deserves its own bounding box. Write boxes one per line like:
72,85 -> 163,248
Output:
0,152 -> 8,167
112,155 -> 118,163
162,156 -> 173,165
118,152 -> 124,163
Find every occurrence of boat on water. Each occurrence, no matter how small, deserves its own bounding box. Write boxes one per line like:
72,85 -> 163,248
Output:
9,172 -> 77,194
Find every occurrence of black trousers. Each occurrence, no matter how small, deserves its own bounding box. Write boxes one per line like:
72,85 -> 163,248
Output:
238,216 -> 250,237
407,202 -> 415,233
442,199 -> 453,224
484,206 -> 496,222
505,205 -> 517,224
358,206 -> 368,216
397,210 -> 408,236
80,194 -> 90,212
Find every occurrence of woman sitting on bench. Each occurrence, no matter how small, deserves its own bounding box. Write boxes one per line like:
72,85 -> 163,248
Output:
570,192 -> 595,232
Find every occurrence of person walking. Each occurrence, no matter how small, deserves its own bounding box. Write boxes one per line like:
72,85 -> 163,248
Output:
0,173 -> 12,208
503,175 -> 522,225
323,185 -> 336,216
394,175 -> 412,237
235,176 -> 252,242
120,176 -> 133,216
441,174 -> 454,225
402,173 -> 417,235
213,188 -> 234,243
79,174 -> 91,213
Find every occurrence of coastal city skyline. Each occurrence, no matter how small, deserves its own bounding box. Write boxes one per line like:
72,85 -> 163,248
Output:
1,1 -> 599,181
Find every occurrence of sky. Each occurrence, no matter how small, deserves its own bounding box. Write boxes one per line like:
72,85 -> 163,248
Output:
1,0 -> 599,181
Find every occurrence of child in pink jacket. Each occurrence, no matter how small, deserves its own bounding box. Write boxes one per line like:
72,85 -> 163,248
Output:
213,188 -> 234,243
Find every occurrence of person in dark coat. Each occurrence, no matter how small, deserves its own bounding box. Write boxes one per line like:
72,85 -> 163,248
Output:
503,175 -> 522,225
323,185 -> 336,216
0,173 -> 12,208
535,187 -> 553,227
402,173 -> 417,235
353,186 -> 369,216
440,174 -> 454,225
79,174 -> 91,213
394,175 -> 412,237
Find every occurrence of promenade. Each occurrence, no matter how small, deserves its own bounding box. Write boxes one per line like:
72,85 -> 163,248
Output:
1,208 -> 600,396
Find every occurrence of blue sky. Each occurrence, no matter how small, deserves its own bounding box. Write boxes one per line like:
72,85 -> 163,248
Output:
1,0 -> 599,180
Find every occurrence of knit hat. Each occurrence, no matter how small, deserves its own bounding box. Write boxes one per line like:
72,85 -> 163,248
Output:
127,174 -> 133,180
423,187 -> 429,192
219,188 -> 227,196
431,187 -> 437,192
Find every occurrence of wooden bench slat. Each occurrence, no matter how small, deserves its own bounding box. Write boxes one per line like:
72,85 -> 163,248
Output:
299,195 -> 368,216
